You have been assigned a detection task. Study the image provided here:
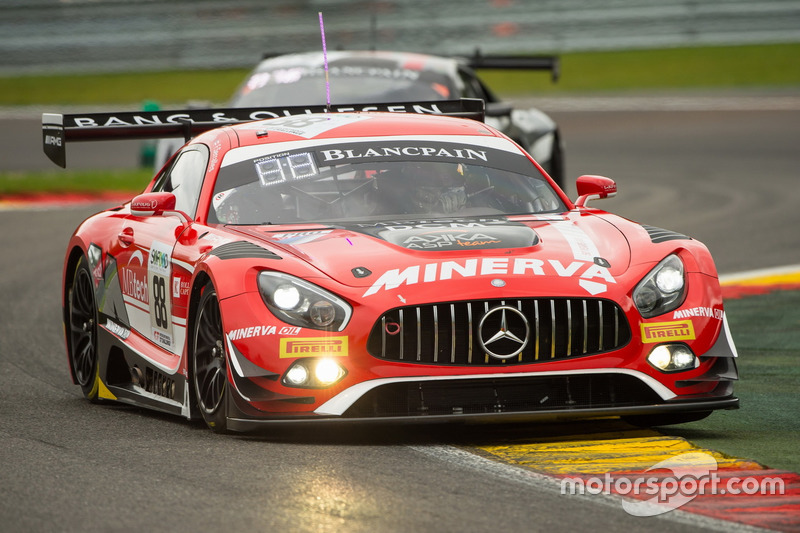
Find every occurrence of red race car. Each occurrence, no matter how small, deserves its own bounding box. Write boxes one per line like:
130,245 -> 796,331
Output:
43,99 -> 738,433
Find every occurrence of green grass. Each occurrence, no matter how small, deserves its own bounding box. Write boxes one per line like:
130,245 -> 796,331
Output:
0,69 -> 249,107
0,169 -> 151,195
482,42 -> 800,94
0,43 -> 798,107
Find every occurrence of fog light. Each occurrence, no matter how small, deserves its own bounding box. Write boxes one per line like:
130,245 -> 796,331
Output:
283,358 -> 347,388
314,358 -> 345,386
647,344 -> 697,372
673,347 -> 696,368
284,364 -> 309,386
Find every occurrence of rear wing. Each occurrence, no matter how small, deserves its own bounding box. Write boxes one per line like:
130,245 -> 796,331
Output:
466,52 -> 560,83
42,98 -> 485,168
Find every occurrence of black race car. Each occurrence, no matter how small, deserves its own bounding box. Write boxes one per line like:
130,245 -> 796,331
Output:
233,50 -> 564,186
155,50 -> 564,187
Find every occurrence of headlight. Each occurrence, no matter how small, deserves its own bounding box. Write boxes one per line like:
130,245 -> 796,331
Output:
258,272 -> 352,331
633,255 -> 686,318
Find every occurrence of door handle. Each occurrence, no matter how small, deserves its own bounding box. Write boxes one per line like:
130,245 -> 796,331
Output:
118,227 -> 134,246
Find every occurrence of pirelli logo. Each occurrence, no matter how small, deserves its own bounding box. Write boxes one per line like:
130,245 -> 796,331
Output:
641,320 -> 696,344
279,336 -> 349,358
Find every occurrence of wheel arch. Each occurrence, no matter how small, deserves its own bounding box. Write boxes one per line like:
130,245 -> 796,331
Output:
184,269 -> 213,414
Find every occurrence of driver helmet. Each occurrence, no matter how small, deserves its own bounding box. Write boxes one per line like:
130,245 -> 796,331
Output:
405,162 -> 467,213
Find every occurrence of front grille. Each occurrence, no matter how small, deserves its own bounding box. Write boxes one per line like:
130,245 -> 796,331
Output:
344,374 -> 661,417
366,298 -> 631,366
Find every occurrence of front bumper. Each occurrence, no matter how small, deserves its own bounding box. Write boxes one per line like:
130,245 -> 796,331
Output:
225,367 -> 737,432
227,398 -> 738,432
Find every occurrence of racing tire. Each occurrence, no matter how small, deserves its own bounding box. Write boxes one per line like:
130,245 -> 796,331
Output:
192,283 -> 229,433
67,256 -> 101,401
622,411 -> 712,428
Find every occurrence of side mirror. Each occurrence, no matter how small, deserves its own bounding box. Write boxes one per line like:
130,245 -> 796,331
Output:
574,175 -> 617,208
131,192 -> 176,216
131,192 -> 192,229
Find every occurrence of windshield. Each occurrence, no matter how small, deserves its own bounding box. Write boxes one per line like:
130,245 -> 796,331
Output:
211,137 -> 564,225
232,65 -> 457,107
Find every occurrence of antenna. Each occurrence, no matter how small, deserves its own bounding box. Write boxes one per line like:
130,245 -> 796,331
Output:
318,12 -> 331,113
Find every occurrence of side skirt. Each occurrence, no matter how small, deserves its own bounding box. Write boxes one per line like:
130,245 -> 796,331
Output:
95,323 -> 192,419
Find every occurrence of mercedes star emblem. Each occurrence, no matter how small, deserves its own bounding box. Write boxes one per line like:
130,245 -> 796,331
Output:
478,305 -> 530,360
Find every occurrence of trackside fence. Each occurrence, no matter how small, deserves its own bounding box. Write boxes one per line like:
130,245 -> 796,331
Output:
1,0 -> 799,75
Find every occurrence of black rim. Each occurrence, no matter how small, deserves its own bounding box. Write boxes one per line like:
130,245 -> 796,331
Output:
194,291 -> 226,415
69,267 -> 96,387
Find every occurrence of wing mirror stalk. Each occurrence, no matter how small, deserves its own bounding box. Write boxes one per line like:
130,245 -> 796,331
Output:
131,192 -> 192,229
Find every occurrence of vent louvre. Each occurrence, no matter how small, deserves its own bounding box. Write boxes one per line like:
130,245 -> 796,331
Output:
642,225 -> 690,243
208,241 -> 281,260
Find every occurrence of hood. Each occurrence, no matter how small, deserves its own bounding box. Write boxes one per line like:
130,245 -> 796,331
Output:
232,214 -> 632,299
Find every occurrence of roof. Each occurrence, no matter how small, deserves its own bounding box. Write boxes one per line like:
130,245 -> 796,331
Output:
256,50 -> 462,76
219,111 -> 502,147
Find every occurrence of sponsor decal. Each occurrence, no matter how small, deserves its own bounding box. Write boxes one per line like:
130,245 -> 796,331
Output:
208,138 -> 222,173
363,257 -> 615,297
72,112 -> 231,128
123,267 -> 148,304
350,217 -> 538,251
279,336 -> 349,358
131,198 -> 158,212
153,329 -> 173,348
319,145 -> 487,163
228,325 -> 302,341
641,320 -> 696,343
402,232 -> 502,249
252,114 -> 370,139
105,319 -> 130,340
172,276 -> 191,298
44,134 -> 62,146
353,217 -> 512,230
148,241 -> 173,343
149,242 -> 171,276
270,230 -> 332,245
673,306 -> 724,321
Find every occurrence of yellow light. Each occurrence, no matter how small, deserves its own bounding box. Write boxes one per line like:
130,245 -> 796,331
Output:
647,346 -> 673,371
314,359 -> 344,385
